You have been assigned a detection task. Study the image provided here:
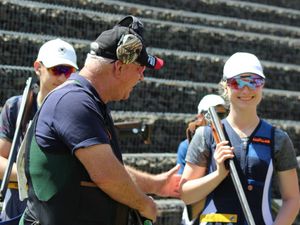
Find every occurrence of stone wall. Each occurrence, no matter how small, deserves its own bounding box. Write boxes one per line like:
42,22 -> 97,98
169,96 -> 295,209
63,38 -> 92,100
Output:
1,0 -> 300,224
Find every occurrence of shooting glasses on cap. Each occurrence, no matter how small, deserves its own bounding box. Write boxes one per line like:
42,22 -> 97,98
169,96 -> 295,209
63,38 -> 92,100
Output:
90,15 -> 164,70
117,15 -> 144,36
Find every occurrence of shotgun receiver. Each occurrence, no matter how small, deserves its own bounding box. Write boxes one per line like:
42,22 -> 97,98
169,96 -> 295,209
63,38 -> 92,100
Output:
0,77 -> 36,201
207,106 -> 256,225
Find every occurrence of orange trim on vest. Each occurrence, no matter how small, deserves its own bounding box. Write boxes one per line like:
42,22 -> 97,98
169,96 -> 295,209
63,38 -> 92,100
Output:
252,137 -> 271,144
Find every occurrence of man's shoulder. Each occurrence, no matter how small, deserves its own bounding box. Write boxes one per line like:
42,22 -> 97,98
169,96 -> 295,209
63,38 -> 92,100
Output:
2,95 -> 22,112
273,126 -> 291,146
194,125 -> 211,137
41,82 -> 100,120
46,82 -> 89,104
5,95 -> 22,104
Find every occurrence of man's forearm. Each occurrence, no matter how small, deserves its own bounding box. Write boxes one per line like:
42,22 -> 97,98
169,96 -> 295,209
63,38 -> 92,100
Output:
125,165 -> 156,194
76,146 -> 153,213
97,171 -> 150,212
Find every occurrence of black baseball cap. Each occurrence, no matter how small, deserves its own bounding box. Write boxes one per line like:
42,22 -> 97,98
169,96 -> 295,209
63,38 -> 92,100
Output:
90,16 -> 164,70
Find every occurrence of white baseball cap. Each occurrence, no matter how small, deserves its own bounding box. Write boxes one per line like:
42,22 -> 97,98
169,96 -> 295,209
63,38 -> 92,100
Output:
37,38 -> 78,69
197,94 -> 225,114
223,52 -> 265,79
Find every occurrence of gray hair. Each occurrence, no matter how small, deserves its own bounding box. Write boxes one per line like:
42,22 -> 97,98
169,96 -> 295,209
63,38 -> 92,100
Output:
85,53 -> 115,66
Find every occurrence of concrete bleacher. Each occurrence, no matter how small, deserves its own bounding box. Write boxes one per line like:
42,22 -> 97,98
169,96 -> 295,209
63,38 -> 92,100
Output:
1,0 -> 299,224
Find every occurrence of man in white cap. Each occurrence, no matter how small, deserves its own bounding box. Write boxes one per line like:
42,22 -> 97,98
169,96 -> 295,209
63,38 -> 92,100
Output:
0,38 -> 78,222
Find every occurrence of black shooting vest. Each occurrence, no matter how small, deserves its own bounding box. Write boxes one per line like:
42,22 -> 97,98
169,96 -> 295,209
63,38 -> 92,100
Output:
198,119 -> 275,225
21,79 -> 129,225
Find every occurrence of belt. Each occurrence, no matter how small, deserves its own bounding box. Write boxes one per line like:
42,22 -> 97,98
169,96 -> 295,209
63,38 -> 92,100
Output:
200,213 -> 238,223
80,181 -> 97,188
8,182 -> 20,189
7,181 -> 97,189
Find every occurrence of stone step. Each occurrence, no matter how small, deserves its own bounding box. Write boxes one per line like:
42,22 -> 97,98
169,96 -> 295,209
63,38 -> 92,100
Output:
155,199 -> 184,225
238,0 -> 300,11
0,31 -> 89,68
1,32 -> 300,92
120,1 -> 300,27
5,0 -> 300,38
123,153 -> 177,175
1,65 -> 300,122
19,0 -> 300,27
1,1 -> 300,64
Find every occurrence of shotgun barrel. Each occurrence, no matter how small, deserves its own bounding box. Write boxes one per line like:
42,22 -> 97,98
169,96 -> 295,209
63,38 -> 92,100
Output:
0,77 -> 35,201
207,106 -> 256,225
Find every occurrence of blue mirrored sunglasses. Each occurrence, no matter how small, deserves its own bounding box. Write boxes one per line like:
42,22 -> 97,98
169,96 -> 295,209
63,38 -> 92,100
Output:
227,75 -> 265,90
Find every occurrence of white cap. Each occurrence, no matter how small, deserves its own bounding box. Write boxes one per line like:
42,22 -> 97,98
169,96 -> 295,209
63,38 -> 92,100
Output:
197,94 -> 225,114
36,38 -> 78,69
223,52 -> 265,79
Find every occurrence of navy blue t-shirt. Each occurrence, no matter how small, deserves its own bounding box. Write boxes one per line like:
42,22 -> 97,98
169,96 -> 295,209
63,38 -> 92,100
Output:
35,73 -> 122,161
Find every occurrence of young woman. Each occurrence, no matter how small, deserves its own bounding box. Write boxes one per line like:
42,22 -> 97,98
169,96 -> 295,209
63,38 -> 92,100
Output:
180,52 -> 299,225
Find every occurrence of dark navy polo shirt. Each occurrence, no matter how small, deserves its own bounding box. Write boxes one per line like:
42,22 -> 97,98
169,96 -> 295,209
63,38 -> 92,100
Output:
35,73 -> 122,162
0,95 -> 38,143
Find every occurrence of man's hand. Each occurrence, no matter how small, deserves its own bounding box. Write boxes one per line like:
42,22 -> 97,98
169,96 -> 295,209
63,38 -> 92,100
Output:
153,164 -> 181,198
138,196 -> 157,222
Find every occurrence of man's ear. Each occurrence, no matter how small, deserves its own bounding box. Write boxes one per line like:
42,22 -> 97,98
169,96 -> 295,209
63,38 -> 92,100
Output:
33,61 -> 42,76
113,60 -> 123,78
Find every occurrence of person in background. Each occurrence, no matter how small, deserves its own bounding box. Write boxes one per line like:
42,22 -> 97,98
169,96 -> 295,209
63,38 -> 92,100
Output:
19,15 -> 180,225
0,38 -> 78,222
180,52 -> 300,225
177,94 -> 227,225
177,94 -> 227,175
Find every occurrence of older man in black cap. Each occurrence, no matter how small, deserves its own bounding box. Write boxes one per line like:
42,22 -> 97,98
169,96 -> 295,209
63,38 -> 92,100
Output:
19,16 -> 180,225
